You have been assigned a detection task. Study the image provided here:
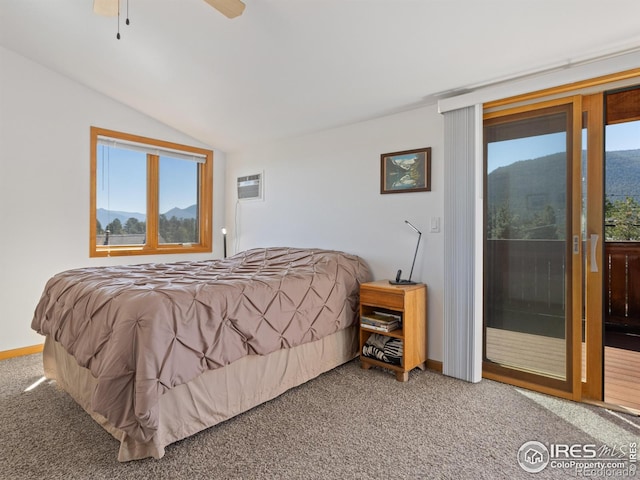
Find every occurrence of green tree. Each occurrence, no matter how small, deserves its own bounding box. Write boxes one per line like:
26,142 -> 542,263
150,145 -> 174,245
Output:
106,218 -> 123,234
605,196 -> 640,241
488,202 -> 562,240
124,217 -> 145,234
524,205 -> 558,239
158,215 -> 197,243
488,203 -> 522,239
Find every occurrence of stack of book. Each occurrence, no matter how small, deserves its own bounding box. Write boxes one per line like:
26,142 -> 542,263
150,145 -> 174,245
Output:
360,311 -> 401,332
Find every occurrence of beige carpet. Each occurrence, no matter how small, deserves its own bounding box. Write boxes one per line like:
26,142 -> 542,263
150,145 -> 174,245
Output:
1,354 -> 639,479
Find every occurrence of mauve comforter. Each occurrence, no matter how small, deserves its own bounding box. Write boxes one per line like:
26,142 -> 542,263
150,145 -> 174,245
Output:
32,247 -> 371,442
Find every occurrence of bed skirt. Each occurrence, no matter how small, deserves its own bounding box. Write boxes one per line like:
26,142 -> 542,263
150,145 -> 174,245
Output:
43,325 -> 358,461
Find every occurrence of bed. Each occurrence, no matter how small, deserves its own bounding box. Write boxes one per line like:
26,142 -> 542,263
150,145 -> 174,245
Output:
31,247 -> 371,461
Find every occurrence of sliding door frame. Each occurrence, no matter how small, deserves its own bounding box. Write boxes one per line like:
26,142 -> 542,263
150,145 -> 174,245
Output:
482,96 -> 583,400
582,93 -> 605,402
481,69 -> 640,404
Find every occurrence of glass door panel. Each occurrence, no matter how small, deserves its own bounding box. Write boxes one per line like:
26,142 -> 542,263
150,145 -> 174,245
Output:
602,89 -> 640,411
484,103 -> 574,389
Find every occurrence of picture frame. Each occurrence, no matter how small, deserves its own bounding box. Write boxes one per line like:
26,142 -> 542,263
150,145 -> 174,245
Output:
380,147 -> 431,194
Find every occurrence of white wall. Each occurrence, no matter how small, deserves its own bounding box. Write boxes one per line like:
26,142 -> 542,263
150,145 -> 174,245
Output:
0,46 -> 445,361
226,106 -> 445,362
0,47 -> 226,352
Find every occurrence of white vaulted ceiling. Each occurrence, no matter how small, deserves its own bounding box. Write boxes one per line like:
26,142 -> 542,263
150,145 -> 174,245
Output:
2,1 -> 640,152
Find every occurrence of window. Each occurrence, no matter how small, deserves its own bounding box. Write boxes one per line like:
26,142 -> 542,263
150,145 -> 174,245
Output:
90,127 -> 213,257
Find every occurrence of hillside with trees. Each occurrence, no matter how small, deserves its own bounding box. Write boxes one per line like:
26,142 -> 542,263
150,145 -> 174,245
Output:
96,205 -> 198,244
487,149 -> 640,241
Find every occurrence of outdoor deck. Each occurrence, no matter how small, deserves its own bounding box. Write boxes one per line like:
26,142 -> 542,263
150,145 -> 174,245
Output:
604,344 -> 640,412
486,327 -> 640,413
485,240 -> 640,412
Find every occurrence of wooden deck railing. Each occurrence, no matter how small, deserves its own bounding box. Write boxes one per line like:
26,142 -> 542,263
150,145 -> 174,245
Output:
605,242 -> 640,330
486,240 -> 640,333
485,240 -> 566,338
485,239 -> 566,313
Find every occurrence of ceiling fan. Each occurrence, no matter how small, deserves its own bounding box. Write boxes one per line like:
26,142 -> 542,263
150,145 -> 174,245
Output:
93,0 -> 246,19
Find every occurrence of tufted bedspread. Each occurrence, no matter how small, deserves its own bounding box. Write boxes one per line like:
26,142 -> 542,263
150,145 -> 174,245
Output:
32,247 -> 371,444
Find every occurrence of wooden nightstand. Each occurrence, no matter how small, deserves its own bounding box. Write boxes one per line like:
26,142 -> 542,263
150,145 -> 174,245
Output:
359,280 -> 427,381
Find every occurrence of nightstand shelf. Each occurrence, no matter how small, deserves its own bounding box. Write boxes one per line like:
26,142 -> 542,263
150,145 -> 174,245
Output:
360,326 -> 404,339
359,280 -> 427,382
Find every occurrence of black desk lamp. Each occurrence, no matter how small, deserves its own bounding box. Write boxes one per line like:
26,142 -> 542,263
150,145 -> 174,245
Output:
390,220 -> 422,285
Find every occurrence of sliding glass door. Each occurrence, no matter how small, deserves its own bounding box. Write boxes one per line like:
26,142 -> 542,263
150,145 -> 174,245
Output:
601,87 -> 640,410
480,74 -> 640,405
483,100 -> 580,393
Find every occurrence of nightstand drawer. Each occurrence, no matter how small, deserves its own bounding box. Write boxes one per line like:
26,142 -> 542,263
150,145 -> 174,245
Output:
360,288 -> 404,310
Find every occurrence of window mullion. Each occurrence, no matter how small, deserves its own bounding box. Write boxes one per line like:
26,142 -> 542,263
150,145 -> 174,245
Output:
147,154 -> 159,250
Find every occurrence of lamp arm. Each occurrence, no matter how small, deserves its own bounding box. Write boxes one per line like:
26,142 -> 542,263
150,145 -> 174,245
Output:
389,220 -> 423,285
407,232 -> 422,282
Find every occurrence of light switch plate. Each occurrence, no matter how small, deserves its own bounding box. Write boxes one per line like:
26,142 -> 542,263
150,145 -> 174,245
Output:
430,216 -> 440,233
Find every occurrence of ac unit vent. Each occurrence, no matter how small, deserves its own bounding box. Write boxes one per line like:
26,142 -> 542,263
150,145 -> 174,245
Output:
237,173 -> 263,201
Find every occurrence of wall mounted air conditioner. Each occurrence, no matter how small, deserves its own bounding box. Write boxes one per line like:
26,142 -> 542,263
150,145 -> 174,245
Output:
237,173 -> 263,201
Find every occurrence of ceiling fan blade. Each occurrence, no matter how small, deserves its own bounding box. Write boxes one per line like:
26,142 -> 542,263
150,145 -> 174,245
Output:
93,0 -> 118,17
202,0 -> 246,18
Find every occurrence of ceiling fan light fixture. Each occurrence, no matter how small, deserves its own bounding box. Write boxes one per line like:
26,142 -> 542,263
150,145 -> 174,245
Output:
93,0 -> 118,17
92,0 -> 242,41
203,0 -> 246,18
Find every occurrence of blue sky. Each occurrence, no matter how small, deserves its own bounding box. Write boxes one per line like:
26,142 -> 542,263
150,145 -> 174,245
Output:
487,132 -> 565,173
487,120 -> 640,173
97,146 -> 197,214
606,120 -> 640,152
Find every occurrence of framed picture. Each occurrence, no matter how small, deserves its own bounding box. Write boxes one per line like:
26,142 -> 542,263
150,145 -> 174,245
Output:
380,147 -> 431,194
